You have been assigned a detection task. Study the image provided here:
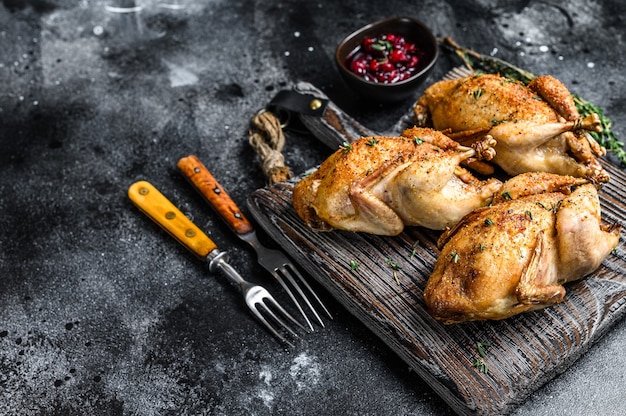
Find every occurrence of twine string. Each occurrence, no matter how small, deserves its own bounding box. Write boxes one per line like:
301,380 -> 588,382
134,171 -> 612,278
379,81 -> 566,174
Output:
248,110 -> 292,185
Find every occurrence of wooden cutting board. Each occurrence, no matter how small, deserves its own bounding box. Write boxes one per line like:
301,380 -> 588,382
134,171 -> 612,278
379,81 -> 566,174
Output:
246,82 -> 626,415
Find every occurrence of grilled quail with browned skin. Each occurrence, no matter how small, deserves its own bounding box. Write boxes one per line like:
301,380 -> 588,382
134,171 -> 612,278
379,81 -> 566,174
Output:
414,73 -> 608,182
292,127 -> 502,236
424,172 -> 621,324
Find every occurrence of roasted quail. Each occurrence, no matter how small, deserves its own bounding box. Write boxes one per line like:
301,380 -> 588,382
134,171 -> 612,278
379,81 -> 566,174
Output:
292,127 -> 502,235
424,172 -> 620,324
414,74 -> 608,182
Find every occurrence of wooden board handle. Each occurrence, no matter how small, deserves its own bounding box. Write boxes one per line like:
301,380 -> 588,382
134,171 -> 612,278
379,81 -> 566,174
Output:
128,180 -> 217,258
293,82 -> 379,148
177,155 -> 254,236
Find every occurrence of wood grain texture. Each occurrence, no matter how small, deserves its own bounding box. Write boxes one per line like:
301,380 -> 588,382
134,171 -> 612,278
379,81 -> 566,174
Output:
178,155 -> 254,236
246,159 -> 626,416
294,81 -> 433,148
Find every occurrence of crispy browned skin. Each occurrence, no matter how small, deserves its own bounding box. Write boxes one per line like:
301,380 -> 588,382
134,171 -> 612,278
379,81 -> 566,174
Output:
424,172 -> 621,324
292,128 -> 502,235
414,74 -> 608,182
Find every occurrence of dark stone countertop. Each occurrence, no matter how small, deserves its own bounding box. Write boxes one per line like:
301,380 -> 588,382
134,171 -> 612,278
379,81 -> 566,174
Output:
1,1 -> 625,415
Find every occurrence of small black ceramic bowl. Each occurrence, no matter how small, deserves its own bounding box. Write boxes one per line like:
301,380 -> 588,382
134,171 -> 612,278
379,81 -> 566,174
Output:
335,17 -> 439,103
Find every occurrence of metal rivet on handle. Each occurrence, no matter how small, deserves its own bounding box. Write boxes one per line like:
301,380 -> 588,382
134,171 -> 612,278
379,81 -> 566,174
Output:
185,229 -> 196,238
309,99 -> 322,111
165,211 -> 176,220
139,187 -> 149,195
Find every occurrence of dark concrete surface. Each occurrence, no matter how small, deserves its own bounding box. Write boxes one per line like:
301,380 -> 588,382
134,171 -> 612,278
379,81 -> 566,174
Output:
1,1 -> 625,415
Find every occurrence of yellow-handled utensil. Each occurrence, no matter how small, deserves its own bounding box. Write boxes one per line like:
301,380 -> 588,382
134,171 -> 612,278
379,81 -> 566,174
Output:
128,180 -> 306,347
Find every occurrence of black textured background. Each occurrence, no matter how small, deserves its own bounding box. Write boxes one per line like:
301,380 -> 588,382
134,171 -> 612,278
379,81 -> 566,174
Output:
1,1 -> 625,415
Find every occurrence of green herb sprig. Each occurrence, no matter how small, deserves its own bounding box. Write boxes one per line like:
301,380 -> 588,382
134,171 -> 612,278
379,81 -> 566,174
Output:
385,258 -> 402,285
472,341 -> 492,374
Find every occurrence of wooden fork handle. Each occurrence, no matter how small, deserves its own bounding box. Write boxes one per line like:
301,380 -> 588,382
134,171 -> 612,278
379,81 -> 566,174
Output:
178,155 -> 254,236
128,180 -> 217,258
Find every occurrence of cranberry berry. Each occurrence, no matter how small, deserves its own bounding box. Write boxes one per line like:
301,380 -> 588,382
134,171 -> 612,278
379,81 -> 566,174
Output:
345,33 -> 424,84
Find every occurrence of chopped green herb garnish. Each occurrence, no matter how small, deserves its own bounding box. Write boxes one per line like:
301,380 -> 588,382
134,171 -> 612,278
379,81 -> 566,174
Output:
349,260 -> 358,271
550,200 -> 563,213
473,357 -> 489,374
476,243 -> 489,252
484,218 -> 494,226
386,258 -> 402,270
340,142 -> 352,153
477,341 -> 491,357
472,342 -> 492,374
450,250 -> 460,263
385,258 -> 402,285
501,191 -> 512,201
414,136 -> 424,145
366,137 -> 379,146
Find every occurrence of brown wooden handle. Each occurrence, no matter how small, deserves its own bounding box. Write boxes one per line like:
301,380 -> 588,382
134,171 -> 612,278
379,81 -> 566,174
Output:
128,180 -> 217,258
177,155 -> 254,236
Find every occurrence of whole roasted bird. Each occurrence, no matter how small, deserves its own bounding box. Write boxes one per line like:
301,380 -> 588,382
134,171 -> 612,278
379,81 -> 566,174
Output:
424,172 -> 621,324
413,73 -> 609,182
292,127 -> 502,235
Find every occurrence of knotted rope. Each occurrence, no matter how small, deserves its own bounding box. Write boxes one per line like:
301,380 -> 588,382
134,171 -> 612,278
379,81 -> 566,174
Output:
248,110 -> 292,185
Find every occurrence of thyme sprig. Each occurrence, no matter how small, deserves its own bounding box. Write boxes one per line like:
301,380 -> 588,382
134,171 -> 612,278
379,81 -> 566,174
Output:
472,341 -> 492,374
385,258 -> 402,285
473,357 -> 489,374
440,36 -> 625,164
366,137 -> 379,146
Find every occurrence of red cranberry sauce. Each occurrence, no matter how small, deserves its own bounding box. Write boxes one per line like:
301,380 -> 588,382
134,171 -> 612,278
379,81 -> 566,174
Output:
346,33 -> 424,84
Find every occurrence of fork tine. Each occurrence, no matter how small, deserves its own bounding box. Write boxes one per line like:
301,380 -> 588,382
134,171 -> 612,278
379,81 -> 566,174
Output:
251,284 -> 309,334
260,294 -> 307,336
249,306 -> 296,348
246,285 -> 307,348
273,274 -> 315,332
254,243 -> 331,329
284,263 -> 333,320
278,266 -> 326,328
252,297 -> 311,348
176,156 -> 331,334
